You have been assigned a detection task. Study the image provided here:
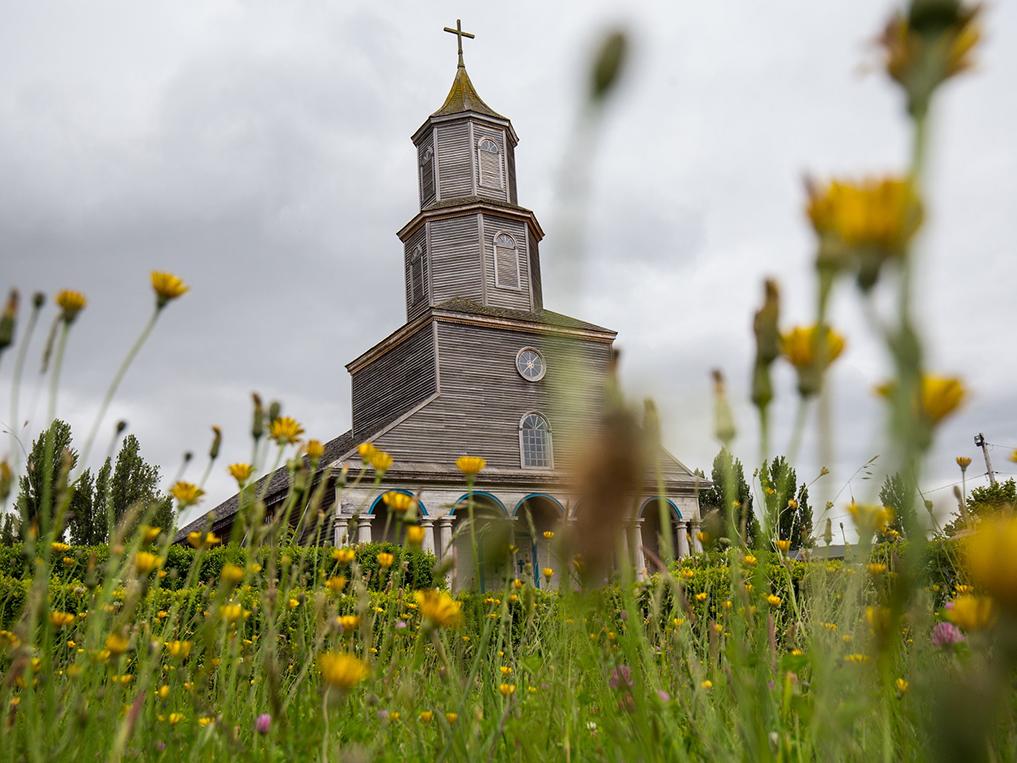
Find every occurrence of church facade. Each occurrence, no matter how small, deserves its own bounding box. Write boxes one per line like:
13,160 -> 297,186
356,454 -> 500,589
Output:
184,24 -> 706,589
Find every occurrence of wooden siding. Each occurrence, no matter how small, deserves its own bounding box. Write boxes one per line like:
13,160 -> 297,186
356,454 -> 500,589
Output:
435,122 -> 473,200
429,215 -> 484,304
506,138 -> 518,204
418,132 -> 435,207
374,321 -> 612,469
481,214 -> 532,312
473,124 -> 509,204
351,322 -> 436,439
404,226 -> 429,321
528,229 -> 543,311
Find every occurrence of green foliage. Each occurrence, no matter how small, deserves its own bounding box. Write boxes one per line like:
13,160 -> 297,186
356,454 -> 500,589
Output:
15,419 -> 76,534
109,434 -> 169,536
943,478 -> 1017,536
699,448 -> 760,548
759,456 -> 813,549
879,472 -> 918,538
0,513 -> 19,546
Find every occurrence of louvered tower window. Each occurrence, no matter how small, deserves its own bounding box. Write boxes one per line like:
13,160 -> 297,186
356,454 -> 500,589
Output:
410,244 -> 426,303
477,137 -> 503,190
420,147 -> 435,201
519,412 -> 553,469
493,232 -> 520,289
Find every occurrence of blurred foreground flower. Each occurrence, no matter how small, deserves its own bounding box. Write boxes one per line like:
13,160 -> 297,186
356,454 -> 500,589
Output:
270,417 -> 304,445
963,514 -> 1017,610
415,589 -> 462,629
807,176 -> 922,290
171,481 -> 204,508
319,652 -> 368,691
946,595 -> 996,632
876,374 -> 966,426
382,491 -> 417,513
55,290 -> 87,323
228,463 -> 254,485
931,621 -> 965,649
456,455 -> 486,476
780,324 -> 846,397
150,272 -> 189,308
848,502 -> 894,539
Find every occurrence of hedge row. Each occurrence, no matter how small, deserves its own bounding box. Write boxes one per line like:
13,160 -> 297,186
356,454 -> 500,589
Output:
0,542 -> 438,592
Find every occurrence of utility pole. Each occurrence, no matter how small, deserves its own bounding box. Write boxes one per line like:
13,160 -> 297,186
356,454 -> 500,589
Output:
974,433 -> 997,486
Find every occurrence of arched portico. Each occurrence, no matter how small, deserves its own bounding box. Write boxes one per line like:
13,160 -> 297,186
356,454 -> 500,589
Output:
513,494 -> 566,589
367,490 -> 428,544
451,492 -> 512,592
639,497 -> 689,568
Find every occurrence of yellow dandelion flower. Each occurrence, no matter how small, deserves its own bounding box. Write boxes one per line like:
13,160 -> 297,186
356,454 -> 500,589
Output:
875,374 -> 966,426
766,594 -> 782,608
419,710 -> 433,723
694,592 -> 708,603
743,554 -> 757,566
376,552 -> 395,569
847,502 -> 894,538
775,539 -> 791,553
170,481 -> 204,508
701,680 -> 713,689
337,615 -> 360,632
186,530 -> 220,548
325,576 -> 347,593
304,439 -> 325,459
150,271 -> 189,308
165,640 -> 192,658
55,290 -> 87,323
415,589 -> 463,629
542,567 -> 554,580
895,677 -> 909,694
49,611 -> 75,628
963,514 -> 1017,609
445,712 -> 458,724
157,684 -> 170,700
780,324 -> 847,396
382,491 -> 417,513
512,578 -> 524,590
368,450 -> 394,473
105,633 -> 130,656
405,525 -> 426,547
806,176 -> 922,258
867,562 -> 888,575
167,712 -> 184,725
288,598 -> 299,610
498,683 -> 516,697
51,542 -> 71,553
220,563 -> 244,585
946,594 -> 996,632
270,417 -> 304,445
134,551 -> 162,575
333,547 -> 356,564
956,456 -> 972,470
357,442 -> 377,460
543,530 -> 555,540
318,651 -> 368,690
220,603 -> 244,623
228,463 -> 254,484
455,455 -> 486,476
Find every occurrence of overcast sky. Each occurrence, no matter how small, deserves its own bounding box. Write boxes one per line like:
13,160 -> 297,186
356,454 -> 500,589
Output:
2,1 -> 1015,531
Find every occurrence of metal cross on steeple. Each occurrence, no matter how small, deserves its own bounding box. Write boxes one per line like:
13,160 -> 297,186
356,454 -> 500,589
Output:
443,19 -> 475,68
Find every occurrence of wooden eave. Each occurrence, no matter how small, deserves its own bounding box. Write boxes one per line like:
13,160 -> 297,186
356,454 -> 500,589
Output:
345,309 -> 616,376
397,199 -> 544,243
411,112 -> 519,146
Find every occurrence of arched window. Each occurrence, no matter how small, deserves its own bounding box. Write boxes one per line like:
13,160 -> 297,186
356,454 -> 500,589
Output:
519,412 -> 553,469
493,232 -> 520,289
420,146 -> 435,201
477,137 -> 503,190
410,244 -> 426,303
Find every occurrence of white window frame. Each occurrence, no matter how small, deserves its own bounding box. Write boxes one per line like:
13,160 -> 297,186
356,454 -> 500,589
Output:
410,244 -> 426,303
519,411 -> 554,470
493,231 -> 521,290
419,146 -> 435,202
477,137 -> 504,191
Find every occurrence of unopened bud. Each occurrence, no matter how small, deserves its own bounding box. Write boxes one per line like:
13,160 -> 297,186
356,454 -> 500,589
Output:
267,400 -> 282,424
589,30 -> 628,102
251,393 -> 264,441
209,425 -> 222,461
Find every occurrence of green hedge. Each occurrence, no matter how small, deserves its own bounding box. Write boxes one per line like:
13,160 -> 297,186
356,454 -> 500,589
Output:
0,542 -> 438,592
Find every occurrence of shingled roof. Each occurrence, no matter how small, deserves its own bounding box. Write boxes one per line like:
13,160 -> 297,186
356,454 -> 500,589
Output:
435,298 -> 615,335
174,429 -> 356,540
432,65 -> 505,119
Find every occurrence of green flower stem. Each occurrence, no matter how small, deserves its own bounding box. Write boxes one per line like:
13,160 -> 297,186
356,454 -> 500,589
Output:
80,306 -> 161,468
7,299 -> 42,472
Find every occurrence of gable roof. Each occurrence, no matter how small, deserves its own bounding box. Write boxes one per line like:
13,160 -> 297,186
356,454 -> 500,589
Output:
174,429 -> 355,540
432,65 -> 504,119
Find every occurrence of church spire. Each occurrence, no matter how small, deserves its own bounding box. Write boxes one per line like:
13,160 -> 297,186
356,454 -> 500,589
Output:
432,19 -> 504,119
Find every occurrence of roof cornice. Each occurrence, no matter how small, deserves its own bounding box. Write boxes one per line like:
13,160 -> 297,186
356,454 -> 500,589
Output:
411,112 -> 519,146
398,200 -> 544,243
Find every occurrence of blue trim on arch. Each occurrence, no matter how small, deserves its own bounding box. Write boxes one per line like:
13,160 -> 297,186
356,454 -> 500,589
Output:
368,489 -> 429,516
449,491 -> 509,517
512,493 -> 567,517
640,497 -> 683,521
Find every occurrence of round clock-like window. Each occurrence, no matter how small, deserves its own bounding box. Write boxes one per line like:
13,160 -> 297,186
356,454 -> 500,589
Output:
515,347 -> 546,382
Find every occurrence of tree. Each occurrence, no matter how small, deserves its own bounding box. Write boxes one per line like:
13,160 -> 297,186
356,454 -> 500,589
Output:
759,456 -> 813,549
0,512 -> 20,545
16,419 -> 77,534
109,435 -> 172,537
878,472 -> 918,539
699,448 -> 760,548
68,468 -> 97,545
944,478 -> 1017,536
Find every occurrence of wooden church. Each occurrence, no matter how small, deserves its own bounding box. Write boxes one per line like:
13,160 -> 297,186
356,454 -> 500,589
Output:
182,21 -> 706,589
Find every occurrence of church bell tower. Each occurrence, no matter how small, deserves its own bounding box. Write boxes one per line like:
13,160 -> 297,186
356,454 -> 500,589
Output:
399,19 -> 545,322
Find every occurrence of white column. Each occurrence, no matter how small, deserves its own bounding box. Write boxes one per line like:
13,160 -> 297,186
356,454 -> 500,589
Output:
629,519 -> 646,580
356,515 -> 373,545
690,520 -> 704,554
676,521 -> 690,558
420,517 -> 436,554
333,516 -> 350,547
437,516 -> 454,559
